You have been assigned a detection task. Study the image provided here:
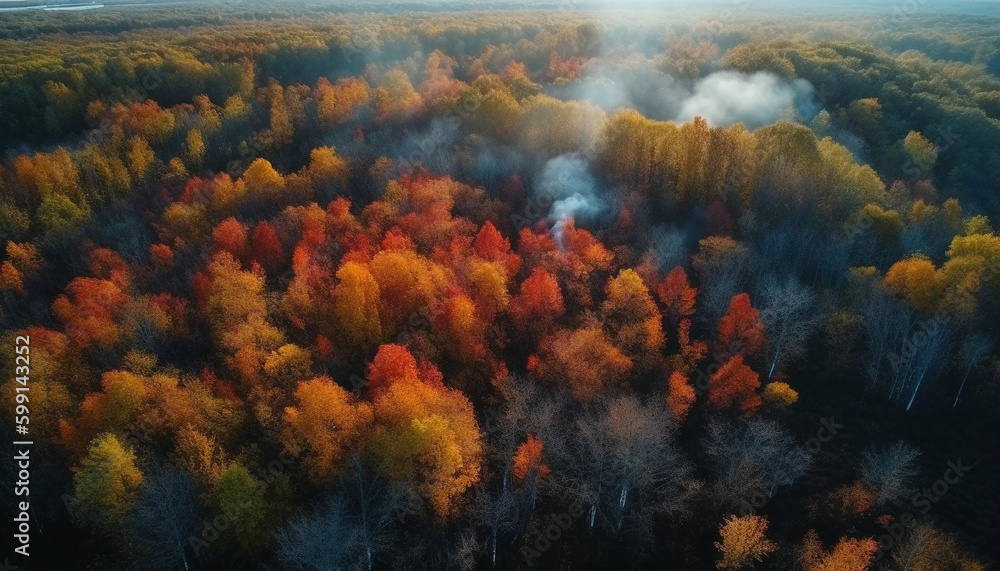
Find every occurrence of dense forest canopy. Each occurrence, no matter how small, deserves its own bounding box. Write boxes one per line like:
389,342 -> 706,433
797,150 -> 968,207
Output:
0,3 -> 998,570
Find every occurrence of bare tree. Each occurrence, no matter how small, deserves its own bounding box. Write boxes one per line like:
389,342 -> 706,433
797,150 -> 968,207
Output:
862,288 -> 912,404
129,467 -> 200,571
554,394 -> 696,537
953,334 -> 993,408
895,321 -> 951,412
273,494 -> 358,571
494,375 -> 564,530
700,267 -> 750,333
748,223 -> 823,284
758,275 -> 823,379
861,441 -> 921,507
448,528 -> 481,571
471,484 -> 517,567
890,522 -> 983,571
492,376 -> 546,491
694,239 -> 751,331
341,455 -> 401,571
607,395 -> 696,533
649,226 -> 688,274
705,418 -> 812,512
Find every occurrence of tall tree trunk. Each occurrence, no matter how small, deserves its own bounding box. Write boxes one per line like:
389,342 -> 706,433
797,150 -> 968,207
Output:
953,367 -> 972,408
491,533 -> 497,567
905,372 -> 925,411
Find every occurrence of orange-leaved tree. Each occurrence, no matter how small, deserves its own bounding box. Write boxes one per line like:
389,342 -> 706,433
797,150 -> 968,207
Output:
657,266 -> 697,326
283,376 -> 374,484
366,344 -> 421,396
509,267 -> 565,338
708,355 -> 762,417
715,514 -> 777,569
530,325 -> 632,402
211,217 -> 249,265
800,530 -> 878,571
512,434 -> 551,483
667,371 -> 697,422
716,293 -> 765,361
473,221 -> 521,276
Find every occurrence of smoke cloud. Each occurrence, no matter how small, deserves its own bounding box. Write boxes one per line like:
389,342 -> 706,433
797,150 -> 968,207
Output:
548,64 -> 691,120
550,64 -> 819,130
537,153 -> 603,248
675,71 -> 817,129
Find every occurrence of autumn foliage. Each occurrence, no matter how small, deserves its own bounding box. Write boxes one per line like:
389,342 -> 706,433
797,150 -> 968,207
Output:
283,377 -> 374,484
708,355 -> 762,417
716,293 -> 766,361
368,345 -> 483,519
715,515 -> 778,569
510,267 -> 565,334
657,266 -> 698,325
800,530 -> 878,571
667,371 -> 697,421
1,8 -> 994,569
531,325 -> 633,402
512,434 -> 551,482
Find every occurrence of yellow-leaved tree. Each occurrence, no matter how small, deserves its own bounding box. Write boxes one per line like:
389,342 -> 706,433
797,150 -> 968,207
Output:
883,256 -> 943,314
332,261 -> 383,353
601,268 -> 665,371
70,433 -> 143,535
366,345 -> 482,519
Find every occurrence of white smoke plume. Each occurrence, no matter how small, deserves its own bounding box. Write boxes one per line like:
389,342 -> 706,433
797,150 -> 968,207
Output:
548,64 -> 691,120
537,153 -> 603,249
550,65 -> 819,130
675,71 -> 817,129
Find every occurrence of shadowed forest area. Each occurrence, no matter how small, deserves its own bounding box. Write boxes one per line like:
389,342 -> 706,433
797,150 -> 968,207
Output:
0,2 -> 999,569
